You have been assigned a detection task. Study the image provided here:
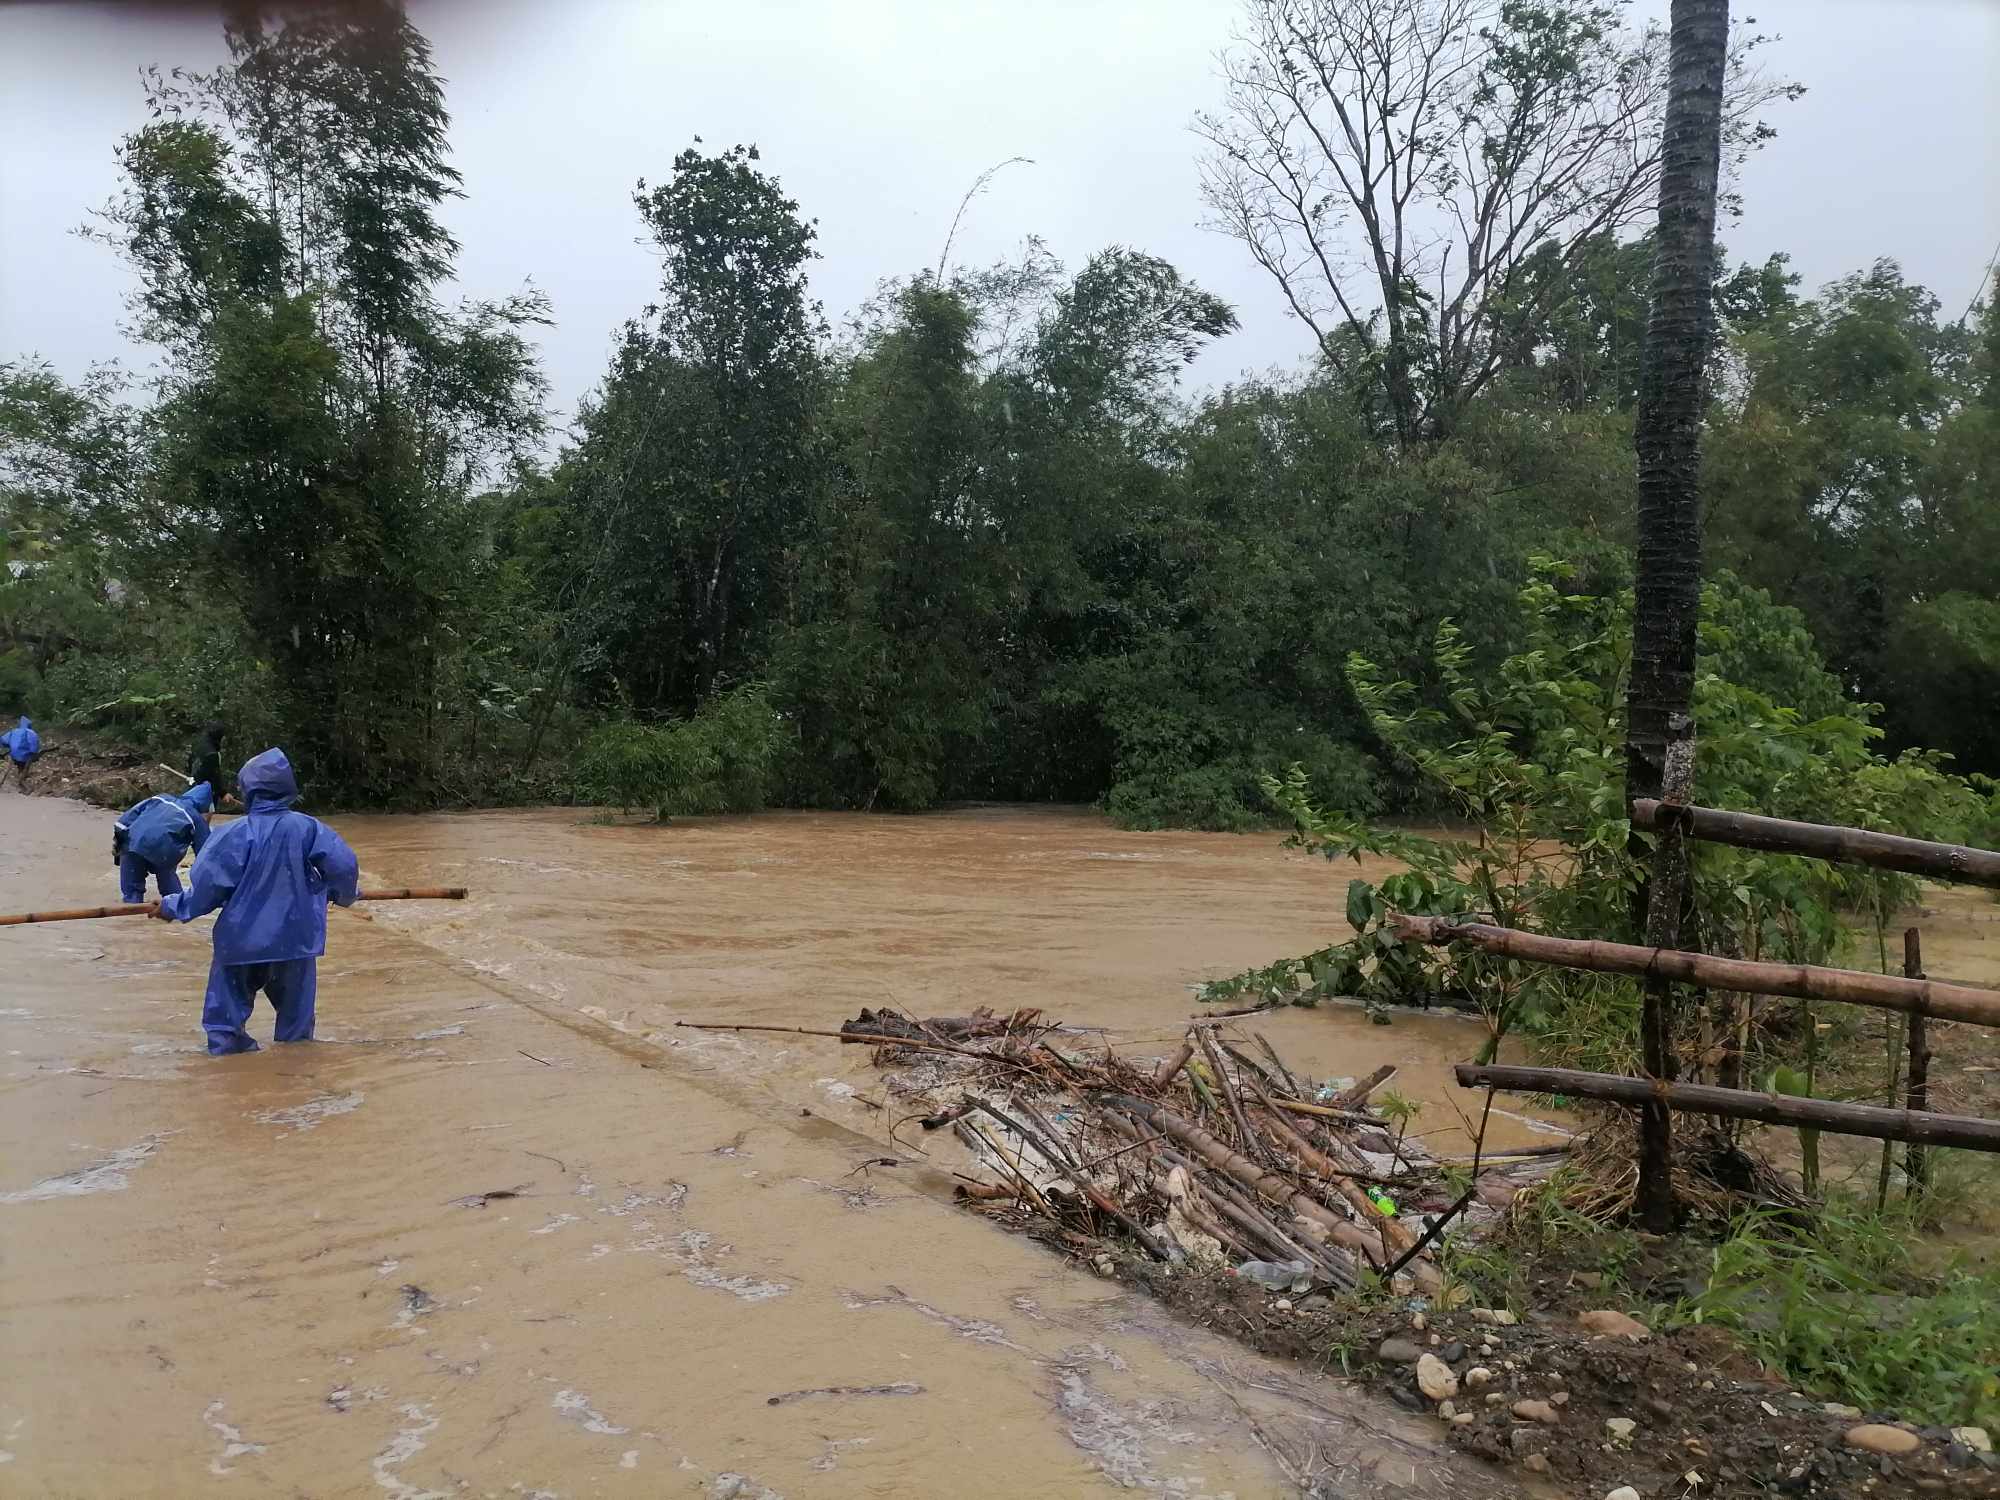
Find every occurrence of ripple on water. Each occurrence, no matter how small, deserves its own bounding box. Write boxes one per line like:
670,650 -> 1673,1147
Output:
0,1132 -> 174,1204
254,1092 -> 364,1134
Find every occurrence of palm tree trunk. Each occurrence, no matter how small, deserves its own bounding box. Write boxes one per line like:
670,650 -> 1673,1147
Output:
1626,0 -> 1730,1232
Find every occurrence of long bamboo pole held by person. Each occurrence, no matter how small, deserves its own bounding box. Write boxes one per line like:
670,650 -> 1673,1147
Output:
1456,1062 -> 2000,1154
1631,799 -> 2000,889
1393,914 -> 2000,1029
0,888 -> 468,927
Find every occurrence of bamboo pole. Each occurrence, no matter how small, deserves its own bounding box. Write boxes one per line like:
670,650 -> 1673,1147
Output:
1904,928 -> 1932,1195
1631,799 -> 2000,889
1152,1039 -> 1194,1087
0,888 -> 468,927
1456,1063 -> 2000,1153
1393,915 -> 2000,1029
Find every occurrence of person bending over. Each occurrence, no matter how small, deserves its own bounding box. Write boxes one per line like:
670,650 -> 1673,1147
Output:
113,783 -> 213,902
155,747 -> 358,1056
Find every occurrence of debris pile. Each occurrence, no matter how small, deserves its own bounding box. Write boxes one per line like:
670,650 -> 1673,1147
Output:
828,1006 -> 1567,1294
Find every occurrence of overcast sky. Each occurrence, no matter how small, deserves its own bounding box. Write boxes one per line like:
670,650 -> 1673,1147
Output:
3,0 -> 1996,437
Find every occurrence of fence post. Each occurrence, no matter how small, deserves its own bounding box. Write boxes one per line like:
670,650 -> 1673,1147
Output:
1637,716 -> 1695,1231
1905,927 -> 1931,1196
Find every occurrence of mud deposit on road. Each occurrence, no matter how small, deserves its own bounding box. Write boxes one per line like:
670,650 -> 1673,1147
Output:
0,798 -> 1536,1497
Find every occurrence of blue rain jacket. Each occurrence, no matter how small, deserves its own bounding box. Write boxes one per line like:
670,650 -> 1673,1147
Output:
4,716 -> 38,763
117,784 -> 214,868
160,748 -> 359,964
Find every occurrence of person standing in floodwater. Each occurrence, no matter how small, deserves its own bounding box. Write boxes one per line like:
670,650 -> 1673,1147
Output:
187,720 -> 235,808
154,747 -> 359,1056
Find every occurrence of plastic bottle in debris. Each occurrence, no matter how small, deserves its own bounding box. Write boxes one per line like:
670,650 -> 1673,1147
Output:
1231,1258 -> 1313,1292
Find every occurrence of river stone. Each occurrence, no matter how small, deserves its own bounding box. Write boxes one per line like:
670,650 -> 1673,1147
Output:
1377,1336 -> 1425,1365
1845,1424 -> 1921,1456
1417,1353 -> 1459,1402
1470,1306 -> 1519,1326
1823,1403 -> 1863,1419
1606,1417 -> 1637,1441
1439,1340 -> 1466,1363
1952,1428 -> 1993,1454
1463,1365 -> 1494,1389
1512,1398 -> 1560,1424
1521,1454 -> 1549,1474
1606,1489 -> 1642,1500
1578,1308 -> 1650,1340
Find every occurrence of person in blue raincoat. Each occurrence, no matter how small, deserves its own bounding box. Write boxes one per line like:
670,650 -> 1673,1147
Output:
113,783 -> 214,902
2,715 -> 40,789
154,747 -> 360,1056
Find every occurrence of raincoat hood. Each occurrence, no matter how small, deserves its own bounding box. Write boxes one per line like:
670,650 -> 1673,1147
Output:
238,747 -> 299,809
14,717 -> 29,730
182,783 -> 215,814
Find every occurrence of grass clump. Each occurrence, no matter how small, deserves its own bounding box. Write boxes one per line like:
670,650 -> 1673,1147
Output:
1682,1198 -> 2000,1430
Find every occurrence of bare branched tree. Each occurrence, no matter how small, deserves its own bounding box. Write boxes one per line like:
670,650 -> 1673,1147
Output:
1196,0 -> 1797,445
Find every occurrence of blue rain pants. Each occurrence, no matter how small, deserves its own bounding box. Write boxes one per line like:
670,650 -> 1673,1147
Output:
201,955 -> 317,1056
119,852 -> 184,905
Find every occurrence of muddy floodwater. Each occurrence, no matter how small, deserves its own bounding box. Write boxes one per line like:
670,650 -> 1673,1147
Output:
0,796 -> 1542,1499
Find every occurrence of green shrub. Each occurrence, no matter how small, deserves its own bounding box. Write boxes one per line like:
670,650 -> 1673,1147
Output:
1201,559 -> 2000,1070
574,683 -> 783,819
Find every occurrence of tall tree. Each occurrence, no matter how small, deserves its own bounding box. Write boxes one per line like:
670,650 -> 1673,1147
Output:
1625,0 -> 1731,1231
1197,0 -> 1796,446
92,0 -> 546,796
564,144 -> 824,717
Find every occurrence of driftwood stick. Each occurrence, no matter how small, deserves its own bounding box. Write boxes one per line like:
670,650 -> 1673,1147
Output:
1010,1096 -> 1082,1171
1199,1027 -> 1268,1164
1457,1063 -> 2000,1153
1109,1094 -> 1381,1280
1382,1186 -> 1477,1282
953,1181 -> 1018,1202
676,1021 -> 1034,1065
1332,1063 -> 1398,1109
1395,915 -> 2000,1029
1240,1076 -> 1420,1260
1115,1120 -> 1354,1287
958,1120 -> 1049,1212
1220,1039 -> 1288,1099
1265,1097 -> 1385,1126
1253,1032 -> 1303,1097
969,1100 -> 1174,1261
1152,1039 -> 1195,1088
1196,1180 -> 1322,1270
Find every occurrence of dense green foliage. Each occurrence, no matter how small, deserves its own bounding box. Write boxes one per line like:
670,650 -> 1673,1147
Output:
575,683 -> 783,820
1206,563 -> 1999,1069
2,0 -> 1994,831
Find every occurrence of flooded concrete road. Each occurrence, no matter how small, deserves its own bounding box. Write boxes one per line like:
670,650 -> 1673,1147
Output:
0,795 -> 1530,1498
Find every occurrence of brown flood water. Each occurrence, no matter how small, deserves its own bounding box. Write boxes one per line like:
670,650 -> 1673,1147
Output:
0,796 -> 1541,1498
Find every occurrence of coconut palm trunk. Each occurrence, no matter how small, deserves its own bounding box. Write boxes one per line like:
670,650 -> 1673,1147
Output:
1627,0 -> 1731,1231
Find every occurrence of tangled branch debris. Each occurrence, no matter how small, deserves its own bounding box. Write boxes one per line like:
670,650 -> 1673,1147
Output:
766,1007 -> 1571,1295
